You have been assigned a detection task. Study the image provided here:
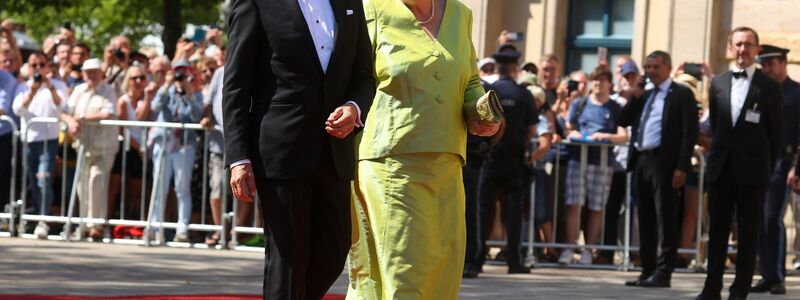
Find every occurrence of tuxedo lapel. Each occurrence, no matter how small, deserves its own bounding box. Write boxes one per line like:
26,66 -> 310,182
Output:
719,72 -> 733,129
283,0 -> 324,73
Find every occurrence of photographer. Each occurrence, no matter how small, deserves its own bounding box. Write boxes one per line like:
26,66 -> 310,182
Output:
12,51 -> 68,239
147,59 -> 203,242
66,43 -> 91,89
102,36 -> 131,96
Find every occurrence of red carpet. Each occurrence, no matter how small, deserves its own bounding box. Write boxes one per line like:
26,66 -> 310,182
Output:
0,295 -> 345,300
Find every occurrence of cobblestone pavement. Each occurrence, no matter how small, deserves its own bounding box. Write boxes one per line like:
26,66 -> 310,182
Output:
1,237 -> 797,299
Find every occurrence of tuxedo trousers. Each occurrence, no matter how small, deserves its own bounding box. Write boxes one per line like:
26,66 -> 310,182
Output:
702,158 -> 765,298
254,146 -> 351,300
347,152 -> 465,300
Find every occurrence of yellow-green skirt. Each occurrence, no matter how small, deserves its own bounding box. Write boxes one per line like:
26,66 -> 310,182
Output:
347,152 -> 466,300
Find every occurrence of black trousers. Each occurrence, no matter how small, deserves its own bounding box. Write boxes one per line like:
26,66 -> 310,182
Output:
478,170 -> 525,267
758,158 -> 791,283
702,160 -> 765,298
599,171 -> 627,262
0,133 -> 12,208
633,152 -> 679,276
463,156 -> 484,270
253,149 -> 350,300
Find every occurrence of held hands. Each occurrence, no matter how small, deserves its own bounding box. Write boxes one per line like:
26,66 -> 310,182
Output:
230,164 -> 257,203
325,103 -> 358,139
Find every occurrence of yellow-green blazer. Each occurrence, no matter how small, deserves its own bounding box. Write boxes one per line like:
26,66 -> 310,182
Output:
357,0 -> 484,162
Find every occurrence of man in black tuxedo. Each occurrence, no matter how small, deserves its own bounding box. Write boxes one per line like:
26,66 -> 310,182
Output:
697,27 -> 783,300
619,51 -> 698,288
223,0 -> 375,299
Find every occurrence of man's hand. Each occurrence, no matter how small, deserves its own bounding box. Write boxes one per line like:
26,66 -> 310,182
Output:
325,104 -> 358,139
471,120 -> 500,137
230,163 -> 256,203
786,167 -> 800,194
672,169 -> 687,189
67,118 -> 80,136
589,132 -> 608,142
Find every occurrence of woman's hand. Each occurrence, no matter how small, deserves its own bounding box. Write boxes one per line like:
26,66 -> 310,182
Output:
471,120 -> 500,137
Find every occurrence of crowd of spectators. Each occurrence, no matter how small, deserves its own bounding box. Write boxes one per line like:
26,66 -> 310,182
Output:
0,19 -> 255,246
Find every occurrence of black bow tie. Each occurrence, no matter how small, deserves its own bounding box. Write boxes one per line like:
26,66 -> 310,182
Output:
732,70 -> 747,79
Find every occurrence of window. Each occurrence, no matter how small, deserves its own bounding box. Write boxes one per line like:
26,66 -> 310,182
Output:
566,0 -> 634,74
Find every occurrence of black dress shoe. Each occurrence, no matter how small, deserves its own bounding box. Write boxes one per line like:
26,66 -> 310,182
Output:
462,267 -> 479,278
769,282 -> 786,295
693,293 -> 721,300
638,272 -> 671,288
751,279 -> 772,293
727,295 -> 745,300
508,264 -> 531,274
624,272 -> 652,287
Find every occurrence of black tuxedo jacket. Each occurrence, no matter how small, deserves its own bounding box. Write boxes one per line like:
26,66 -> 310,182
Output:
223,0 -> 375,180
619,81 -> 699,174
706,69 -> 783,187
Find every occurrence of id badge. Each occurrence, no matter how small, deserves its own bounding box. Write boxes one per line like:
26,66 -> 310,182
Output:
745,109 -> 761,124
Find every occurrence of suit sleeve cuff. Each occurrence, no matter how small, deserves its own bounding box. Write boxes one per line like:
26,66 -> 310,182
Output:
346,101 -> 365,128
230,159 -> 251,168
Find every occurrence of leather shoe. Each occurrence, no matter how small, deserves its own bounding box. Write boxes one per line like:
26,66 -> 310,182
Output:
751,279 -> 786,295
693,294 -> 721,300
462,265 -> 479,278
508,264 -> 531,274
624,272 -> 651,287
638,272 -> 671,288
727,295 -> 745,300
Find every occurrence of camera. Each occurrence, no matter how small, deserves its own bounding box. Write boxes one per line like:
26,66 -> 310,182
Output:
567,79 -> 579,94
114,48 -> 125,60
71,64 -> 82,72
33,72 -> 43,83
174,71 -> 186,82
638,76 -> 648,89
683,63 -> 703,80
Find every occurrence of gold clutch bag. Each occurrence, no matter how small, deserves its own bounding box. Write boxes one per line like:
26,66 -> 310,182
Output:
464,90 -> 504,126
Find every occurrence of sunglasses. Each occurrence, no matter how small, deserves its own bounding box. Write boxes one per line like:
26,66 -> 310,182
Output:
31,63 -> 47,68
130,75 -> 147,81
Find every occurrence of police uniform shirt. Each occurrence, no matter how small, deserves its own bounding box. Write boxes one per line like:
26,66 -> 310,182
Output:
783,77 -> 800,154
485,77 -> 537,176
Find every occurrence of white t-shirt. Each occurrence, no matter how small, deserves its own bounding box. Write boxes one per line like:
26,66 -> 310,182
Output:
12,79 -> 69,142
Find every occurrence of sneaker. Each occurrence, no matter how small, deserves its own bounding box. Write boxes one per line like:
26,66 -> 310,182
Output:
173,232 -> 189,243
793,258 -> 800,271
33,221 -> 49,239
558,249 -> 574,265
579,250 -> 593,265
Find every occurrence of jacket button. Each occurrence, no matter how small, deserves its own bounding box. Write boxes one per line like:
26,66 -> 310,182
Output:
435,95 -> 443,103
434,72 -> 442,80
431,50 -> 440,56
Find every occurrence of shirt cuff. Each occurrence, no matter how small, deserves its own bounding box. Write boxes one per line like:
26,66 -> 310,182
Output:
230,159 -> 251,168
346,101 -> 365,128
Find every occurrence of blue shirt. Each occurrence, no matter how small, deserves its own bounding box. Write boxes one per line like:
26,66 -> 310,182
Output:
568,97 -> 621,164
204,66 -> 225,154
150,85 -> 204,147
0,69 -> 18,136
637,79 -> 672,150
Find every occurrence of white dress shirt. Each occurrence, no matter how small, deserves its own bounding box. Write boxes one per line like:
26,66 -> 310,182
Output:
730,64 -> 756,126
637,78 -> 672,150
298,0 -> 336,72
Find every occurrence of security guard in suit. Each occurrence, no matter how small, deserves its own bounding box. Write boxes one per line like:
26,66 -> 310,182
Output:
477,50 -> 538,274
752,44 -> 799,295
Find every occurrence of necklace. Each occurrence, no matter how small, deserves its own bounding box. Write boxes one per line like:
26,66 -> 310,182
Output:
418,0 -> 436,25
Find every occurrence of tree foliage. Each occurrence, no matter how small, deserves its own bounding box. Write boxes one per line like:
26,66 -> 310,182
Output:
0,0 -> 221,57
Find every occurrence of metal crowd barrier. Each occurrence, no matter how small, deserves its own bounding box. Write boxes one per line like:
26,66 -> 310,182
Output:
485,139 -> 707,272
0,115 -> 19,237
12,118 -> 263,250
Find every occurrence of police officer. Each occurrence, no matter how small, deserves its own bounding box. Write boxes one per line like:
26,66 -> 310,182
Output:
477,50 -> 537,274
753,44 -> 798,295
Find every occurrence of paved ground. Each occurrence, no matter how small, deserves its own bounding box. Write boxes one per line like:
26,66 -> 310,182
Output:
1,237 -> 798,299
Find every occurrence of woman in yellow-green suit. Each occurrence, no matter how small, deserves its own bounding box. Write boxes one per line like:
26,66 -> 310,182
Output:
347,0 -> 499,298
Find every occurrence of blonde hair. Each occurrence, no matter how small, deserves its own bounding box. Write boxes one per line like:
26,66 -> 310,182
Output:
121,65 -> 147,96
